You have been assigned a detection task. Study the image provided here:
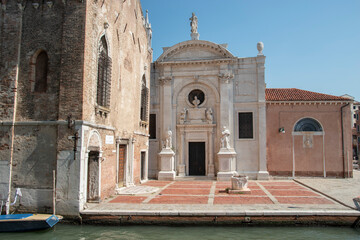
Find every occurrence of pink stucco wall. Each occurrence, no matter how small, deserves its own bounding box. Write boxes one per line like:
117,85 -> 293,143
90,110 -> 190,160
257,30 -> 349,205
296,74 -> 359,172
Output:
266,103 -> 352,178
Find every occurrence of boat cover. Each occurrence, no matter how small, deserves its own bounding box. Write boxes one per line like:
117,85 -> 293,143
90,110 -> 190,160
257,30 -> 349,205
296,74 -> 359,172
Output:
0,214 -> 33,220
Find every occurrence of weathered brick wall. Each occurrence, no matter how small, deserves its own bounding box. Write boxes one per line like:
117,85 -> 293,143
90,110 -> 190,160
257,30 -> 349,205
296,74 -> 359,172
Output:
15,1 -> 64,121
58,0 -> 86,120
0,1 -> 22,121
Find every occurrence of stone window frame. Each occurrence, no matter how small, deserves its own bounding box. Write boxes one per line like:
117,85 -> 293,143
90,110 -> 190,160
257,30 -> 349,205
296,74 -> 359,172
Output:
29,49 -> 49,93
237,111 -> 255,140
95,35 -> 112,117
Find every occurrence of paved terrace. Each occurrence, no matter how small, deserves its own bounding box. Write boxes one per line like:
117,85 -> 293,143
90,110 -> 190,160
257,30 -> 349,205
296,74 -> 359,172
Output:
81,171 -> 360,225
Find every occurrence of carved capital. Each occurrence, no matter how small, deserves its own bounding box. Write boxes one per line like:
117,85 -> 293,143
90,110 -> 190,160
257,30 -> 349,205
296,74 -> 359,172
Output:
159,76 -> 172,85
218,72 -> 234,84
32,2 -> 39,9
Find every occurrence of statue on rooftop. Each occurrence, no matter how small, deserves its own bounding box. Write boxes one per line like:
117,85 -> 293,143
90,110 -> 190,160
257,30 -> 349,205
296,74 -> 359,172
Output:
189,12 -> 198,33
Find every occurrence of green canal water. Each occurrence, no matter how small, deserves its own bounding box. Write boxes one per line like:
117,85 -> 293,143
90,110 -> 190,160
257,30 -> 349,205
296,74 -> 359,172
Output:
1,224 -> 360,240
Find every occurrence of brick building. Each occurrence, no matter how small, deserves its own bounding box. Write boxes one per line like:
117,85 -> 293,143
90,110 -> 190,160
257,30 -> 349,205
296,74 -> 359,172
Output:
266,89 -> 353,178
0,0 -> 151,215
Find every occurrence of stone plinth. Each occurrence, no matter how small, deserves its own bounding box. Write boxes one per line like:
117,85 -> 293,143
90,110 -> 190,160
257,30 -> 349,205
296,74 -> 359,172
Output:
217,148 -> 238,181
158,148 -> 176,180
191,32 -> 199,40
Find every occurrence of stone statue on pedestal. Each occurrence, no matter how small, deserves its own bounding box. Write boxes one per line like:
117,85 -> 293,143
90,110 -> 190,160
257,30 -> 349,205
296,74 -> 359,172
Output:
189,13 -> 199,40
220,126 -> 231,149
165,129 -> 172,149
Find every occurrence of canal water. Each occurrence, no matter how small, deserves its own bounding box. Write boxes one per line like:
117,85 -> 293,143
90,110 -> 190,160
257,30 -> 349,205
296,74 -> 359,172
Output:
1,224 -> 360,240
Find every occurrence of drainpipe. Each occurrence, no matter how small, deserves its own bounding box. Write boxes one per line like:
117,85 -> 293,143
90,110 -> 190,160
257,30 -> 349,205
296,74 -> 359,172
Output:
6,5 -> 23,214
341,103 -> 350,178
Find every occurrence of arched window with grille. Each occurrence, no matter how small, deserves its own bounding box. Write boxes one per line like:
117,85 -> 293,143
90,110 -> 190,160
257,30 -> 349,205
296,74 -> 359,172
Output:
140,75 -> 149,122
294,118 -> 323,132
34,51 -> 48,93
97,36 -> 112,108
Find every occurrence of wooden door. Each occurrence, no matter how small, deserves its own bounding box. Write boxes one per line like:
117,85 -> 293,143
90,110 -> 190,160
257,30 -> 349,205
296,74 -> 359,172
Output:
189,142 -> 205,175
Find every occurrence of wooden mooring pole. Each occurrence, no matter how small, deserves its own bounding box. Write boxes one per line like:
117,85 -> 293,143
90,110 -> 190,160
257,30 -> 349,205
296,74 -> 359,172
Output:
53,170 -> 56,215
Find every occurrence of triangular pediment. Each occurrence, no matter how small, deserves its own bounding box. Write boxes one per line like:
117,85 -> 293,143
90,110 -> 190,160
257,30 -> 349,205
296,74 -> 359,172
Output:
157,40 -> 234,62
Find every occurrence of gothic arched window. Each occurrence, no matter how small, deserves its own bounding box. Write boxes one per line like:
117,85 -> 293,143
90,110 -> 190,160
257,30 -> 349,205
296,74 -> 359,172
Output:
34,51 -> 48,92
97,36 -> 112,108
294,118 -> 323,132
140,75 -> 149,121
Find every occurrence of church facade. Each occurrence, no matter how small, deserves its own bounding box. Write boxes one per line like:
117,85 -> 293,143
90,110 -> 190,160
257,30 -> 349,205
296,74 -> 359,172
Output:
149,39 -> 269,180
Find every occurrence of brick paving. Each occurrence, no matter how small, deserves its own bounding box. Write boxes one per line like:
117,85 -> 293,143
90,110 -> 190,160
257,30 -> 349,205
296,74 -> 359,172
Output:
108,180 -> 335,206
81,174 -> 360,223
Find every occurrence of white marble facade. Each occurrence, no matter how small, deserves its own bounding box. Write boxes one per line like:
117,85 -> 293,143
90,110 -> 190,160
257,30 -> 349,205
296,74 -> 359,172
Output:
149,17 -> 269,180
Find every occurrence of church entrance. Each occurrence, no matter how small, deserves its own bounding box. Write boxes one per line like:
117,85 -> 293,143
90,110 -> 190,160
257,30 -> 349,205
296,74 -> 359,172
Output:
189,142 -> 205,175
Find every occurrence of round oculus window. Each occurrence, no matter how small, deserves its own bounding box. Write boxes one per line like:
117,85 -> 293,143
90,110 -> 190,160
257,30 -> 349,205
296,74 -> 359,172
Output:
188,89 -> 205,107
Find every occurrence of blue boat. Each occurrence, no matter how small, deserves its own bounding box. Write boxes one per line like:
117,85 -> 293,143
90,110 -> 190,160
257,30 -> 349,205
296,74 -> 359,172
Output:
0,214 -> 62,232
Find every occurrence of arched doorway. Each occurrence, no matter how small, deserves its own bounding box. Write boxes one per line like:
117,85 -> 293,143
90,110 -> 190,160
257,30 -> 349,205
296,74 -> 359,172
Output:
86,131 -> 102,202
292,118 -> 325,177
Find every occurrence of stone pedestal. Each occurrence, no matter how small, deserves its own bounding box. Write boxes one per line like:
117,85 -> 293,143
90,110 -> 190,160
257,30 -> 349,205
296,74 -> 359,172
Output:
177,164 -> 186,177
257,171 -> 270,180
208,164 -> 215,177
217,148 -> 238,181
158,148 -> 176,180
191,33 -> 199,40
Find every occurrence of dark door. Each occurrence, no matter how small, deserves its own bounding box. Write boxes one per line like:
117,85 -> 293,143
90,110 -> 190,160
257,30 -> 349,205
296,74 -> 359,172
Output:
189,142 -> 205,175
141,151 -> 146,180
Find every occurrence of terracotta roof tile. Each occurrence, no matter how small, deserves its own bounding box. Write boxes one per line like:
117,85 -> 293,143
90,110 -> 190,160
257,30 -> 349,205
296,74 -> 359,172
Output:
265,88 -> 351,102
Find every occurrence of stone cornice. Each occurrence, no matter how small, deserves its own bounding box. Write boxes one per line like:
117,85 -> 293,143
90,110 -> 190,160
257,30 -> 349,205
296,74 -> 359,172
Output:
155,58 -> 237,67
157,40 -> 235,63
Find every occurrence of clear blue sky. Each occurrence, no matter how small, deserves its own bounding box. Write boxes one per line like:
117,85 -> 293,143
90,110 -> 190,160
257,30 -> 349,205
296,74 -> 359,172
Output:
141,0 -> 360,101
